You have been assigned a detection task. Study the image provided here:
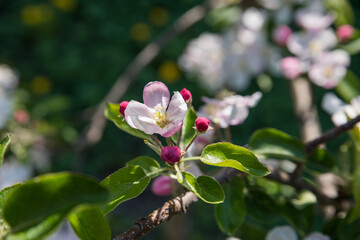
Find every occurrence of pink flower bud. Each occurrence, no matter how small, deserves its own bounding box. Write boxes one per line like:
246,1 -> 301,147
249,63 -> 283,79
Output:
336,24 -> 354,42
180,88 -> 192,102
161,146 -> 181,164
14,110 -> 29,124
119,101 -> 129,117
195,117 -> 209,133
279,57 -> 302,80
151,176 -> 173,196
273,25 -> 292,46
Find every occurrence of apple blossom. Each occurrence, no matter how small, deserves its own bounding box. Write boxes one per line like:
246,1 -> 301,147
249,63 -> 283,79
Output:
161,146 -> 181,164
265,226 -> 298,240
308,50 -> 350,89
279,57 -> 302,80
151,175 -> 173,196
337,24 -> 354,42
199,92 -> 262,128
273,25 -> 292,46
125,81 -> 187,137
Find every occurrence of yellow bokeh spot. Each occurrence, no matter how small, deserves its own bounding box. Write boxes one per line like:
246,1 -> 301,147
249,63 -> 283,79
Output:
158,61 -> 181,83
30,76 -> 52,95
52,0 -> 77,12
130,23 -> 151,42
149,7 -> 169,26
21,4 -> 53,26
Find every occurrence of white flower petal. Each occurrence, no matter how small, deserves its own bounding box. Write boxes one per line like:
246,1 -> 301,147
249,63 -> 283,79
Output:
143,81 -> 170,109
167,91 -> 188,124
125,100 -> 160,134
321,93 -> 346,115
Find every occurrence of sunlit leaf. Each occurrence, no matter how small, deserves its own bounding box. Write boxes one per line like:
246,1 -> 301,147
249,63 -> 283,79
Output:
126,156 -> 160,176
3,173 -> 108,233
324,0 -> 354,26
172,107 -> 197,150
201,143 -> 270,177
69,205 -> 111,240
101,165 -> 150,214
249,128 -> 306,163
180,172 -> 224,204
0,135 -> 10,168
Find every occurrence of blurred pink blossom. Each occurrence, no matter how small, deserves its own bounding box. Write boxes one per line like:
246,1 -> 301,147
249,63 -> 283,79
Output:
336,24 -> 354,42
273,25 -> 292,46
280,57 -> 302,80
151,175 -> 173,196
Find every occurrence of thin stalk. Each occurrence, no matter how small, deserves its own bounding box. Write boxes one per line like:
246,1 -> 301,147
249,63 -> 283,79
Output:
184,132 -> 199,152
151,135 -> 163,148
181,156 -> 202,162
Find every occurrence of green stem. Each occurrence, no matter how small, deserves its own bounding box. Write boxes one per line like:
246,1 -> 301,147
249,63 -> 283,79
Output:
166,137 -> 175,147
184,132 -> 199,152
181,156 -> 202,162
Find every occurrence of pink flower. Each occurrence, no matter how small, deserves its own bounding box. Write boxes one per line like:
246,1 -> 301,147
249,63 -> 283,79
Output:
119,101 -> 129,117
125,81 -> 188,137
273,25 -> 292,46
280,57 -> 302,80
151,176 -> 173,196
336,24 -> 354,42
161,146 -> 181,164
180,88 -> 192,102
195,117 -> 209,133
309,50 -> 350,89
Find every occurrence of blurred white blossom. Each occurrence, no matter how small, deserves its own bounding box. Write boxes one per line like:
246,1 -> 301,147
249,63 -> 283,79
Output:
266,225 -> 330,240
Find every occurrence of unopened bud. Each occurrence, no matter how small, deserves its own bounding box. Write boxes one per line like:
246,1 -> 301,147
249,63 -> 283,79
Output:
180,88 -> 192,102
161,146 -> 181,164
336,24 -> 354,43
119,101 -> 129,117
151,176 -> 173,196
195,117 -> 209,133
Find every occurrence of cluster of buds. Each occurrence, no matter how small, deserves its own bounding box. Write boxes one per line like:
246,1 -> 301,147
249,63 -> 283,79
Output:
118,81 -> 210,166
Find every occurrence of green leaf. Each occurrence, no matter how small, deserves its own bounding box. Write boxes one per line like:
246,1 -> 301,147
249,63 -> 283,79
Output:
340,38 -> 360,55
180,172 -> 224,204
337,209 -> 360,240
0,184 -> 20,238
172,107 -> 197,149
248,128 -> 306,163
324,0 -> 354,26
69,205 -> 111,240
215,177 -> 245,235
306,148 -> 335,173
201,143 -> 270,177
105,103 -> 153,143
101,165 -> 150,214
0,134 -> 10,168
7,211 -> 68,240
3,172 -> 108,233
126,156 -> 160,176
350,170 -> 360,222
336,71 -> 360,102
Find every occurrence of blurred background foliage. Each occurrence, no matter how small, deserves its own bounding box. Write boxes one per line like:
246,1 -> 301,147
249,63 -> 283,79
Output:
1,0 -> 360,239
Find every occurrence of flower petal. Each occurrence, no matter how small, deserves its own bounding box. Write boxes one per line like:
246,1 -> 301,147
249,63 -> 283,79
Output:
161,122 -> 182,138
167,91 -> 188,124
143,81 -> 170,109
125,101 -> 161,134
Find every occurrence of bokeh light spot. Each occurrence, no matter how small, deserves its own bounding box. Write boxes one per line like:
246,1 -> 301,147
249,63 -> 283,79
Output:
130,23 -> 151,42
52,0 -> 77,12
158,61 -> 181,83
21,4 -> 53,26
149,7 -> 169,26
30,76 -> 52,95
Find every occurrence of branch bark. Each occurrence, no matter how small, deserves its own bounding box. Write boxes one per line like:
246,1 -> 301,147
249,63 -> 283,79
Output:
114,116 -> 360,240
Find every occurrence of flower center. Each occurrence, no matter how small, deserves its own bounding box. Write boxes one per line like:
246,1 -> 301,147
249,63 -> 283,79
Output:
153,104 -> 168,128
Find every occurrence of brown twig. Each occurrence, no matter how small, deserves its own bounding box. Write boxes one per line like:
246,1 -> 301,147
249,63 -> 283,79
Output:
76,0 -> 223,151
114,118 -> 360,239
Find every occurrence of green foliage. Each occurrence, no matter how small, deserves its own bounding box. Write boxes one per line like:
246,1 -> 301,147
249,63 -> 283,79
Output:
215,177 -> 245,236
340,38 -> 360,56
350,170 -> 360,222
0,135 -> 10,168
0,185 -> 20,239
172,107 -> 197,149
180,172 -> 224,204
100,165 -> 150,214
324,0 -> 354,26
3,172 -> 108,233
201,143 -> 270,177
249,128 -> 306,162
337,209 -> 360,240
69,205 -> 111,240
126,156 -> 161,175
306,148 -> 335,173
7,211 -> 68,240
105,103 -> 153,143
